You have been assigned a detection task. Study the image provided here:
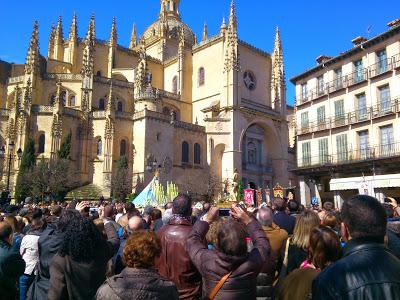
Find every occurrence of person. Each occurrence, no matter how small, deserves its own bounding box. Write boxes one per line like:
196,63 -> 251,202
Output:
275,226 -> 341,300
156,194 -> 202,299
281,210 -> 320,275
117,203 -> 137,227
0,221 -> 26,300
187,205 -> 270,300
47,211 -> 119,300
385,203 -> 400,259
151,208 -> 163,232
287,200 -> 300,217
19,208 -> 45,300
318,201 -> 334,221
4,215 -> 24,251
115,204 -> 124,223
313,195 -> 400,299
256,207 -> 288,299
102,205 -> 121,234
96,231 -> 179,300
114,216 -> 143,275
322,212 -> 339,233
273,198 -> 296,235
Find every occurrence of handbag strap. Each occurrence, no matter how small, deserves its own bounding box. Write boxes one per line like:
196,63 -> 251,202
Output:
283,238 -> 290,267
207,271 -> 233,300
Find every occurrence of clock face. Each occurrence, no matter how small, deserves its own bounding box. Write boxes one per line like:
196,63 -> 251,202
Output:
243,71 -> 256,91
163,157 -> 172,174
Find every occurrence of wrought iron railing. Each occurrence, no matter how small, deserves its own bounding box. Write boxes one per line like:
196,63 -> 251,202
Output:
44,73 -> 83,81
369,58 -> 393,78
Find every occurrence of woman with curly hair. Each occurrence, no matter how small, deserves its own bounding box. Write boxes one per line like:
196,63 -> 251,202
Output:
48,211 -> 119,300
96,231 -> 178,300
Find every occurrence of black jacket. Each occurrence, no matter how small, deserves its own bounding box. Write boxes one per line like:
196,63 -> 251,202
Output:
312,237 -> 400,300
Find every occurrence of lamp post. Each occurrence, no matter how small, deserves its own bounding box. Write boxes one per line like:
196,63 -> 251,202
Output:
6,141 -> 15,193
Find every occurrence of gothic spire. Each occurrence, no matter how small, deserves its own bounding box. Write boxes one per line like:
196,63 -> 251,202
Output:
68,13 -> 78,41
109,17 -> 117,47
224,0 -> 239,72
85,15 -> 95,45
129,23 -> 137,49
272,27 -> 284,82
228,0 -> 237,31
81,15 -> 95,76
55,16 -> 63,44
220,17 -> 227,36
25,21 -> 40,74
48,23 -> 56,58
202,22 -> 208,42
106,81 -> 115,115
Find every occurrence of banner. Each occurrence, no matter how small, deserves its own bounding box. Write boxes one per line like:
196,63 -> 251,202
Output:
256,188 -> 263,206
358,181 -> 374,196
244,189 -> 254,206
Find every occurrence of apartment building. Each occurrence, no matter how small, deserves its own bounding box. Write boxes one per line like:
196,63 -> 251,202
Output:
291,19 -> 400,207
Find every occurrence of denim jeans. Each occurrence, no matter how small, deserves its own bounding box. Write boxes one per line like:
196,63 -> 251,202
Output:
19,274 -> 34,300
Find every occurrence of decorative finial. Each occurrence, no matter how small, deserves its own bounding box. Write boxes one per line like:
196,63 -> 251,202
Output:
129,23 -> 137,49
69,13 -> 78,41
202,22 -> 208,42
109,17 -> 117,47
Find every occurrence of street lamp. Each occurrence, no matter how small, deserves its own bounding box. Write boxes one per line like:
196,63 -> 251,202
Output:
6,141 -> 15,193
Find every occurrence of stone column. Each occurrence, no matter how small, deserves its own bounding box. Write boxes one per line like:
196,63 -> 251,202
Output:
334,191 -> 344,210
299,176 -> 311,207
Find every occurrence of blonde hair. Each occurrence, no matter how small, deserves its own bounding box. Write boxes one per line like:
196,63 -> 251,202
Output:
291,210 -> 320,250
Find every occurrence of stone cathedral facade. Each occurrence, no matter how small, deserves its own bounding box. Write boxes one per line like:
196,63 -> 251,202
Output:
0,0 -> 292,198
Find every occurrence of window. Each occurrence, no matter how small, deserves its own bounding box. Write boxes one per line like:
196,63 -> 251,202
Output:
172,76 -> 178,94
379,85 -> 391,113
97,139 -> 102,156
358,131 -> 369,159
38,134 -> 45,154
336,134 -> 348,162
120,140 -> 127,157
356,93 -> 367,120
61,91 -> 67,106
182,141 -> 189,163
117,101 -> 123,112
354,59 -> 364,83
377,49 -> 388,74
50,95 -> 56,105
335,100 -> 345,121
247,142 -> 257,165
334,68 -> 343,89
70,96 -> 76,107
301,83 -> 308,102
96,71 -> 102,77
301,112 -> 309,129
163,107 -> 171,116
318,138 -> 329,164
317,106 -> 326,125
99,99 -> 105,110
317,75 -> 325,95
198,67 -> 205,86
194,143 -> 201,164
302,142 -> 311,166
380,125 -> 394,156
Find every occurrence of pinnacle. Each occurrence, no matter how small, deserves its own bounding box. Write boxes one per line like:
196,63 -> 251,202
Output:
129,23 -> 137,49
202,22 -> 208,41
69,13 -> 78,40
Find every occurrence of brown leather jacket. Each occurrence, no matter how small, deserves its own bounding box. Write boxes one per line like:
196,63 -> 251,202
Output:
156,216 -> 202,300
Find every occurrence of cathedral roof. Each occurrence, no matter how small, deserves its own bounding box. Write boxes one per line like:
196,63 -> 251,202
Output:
140,16 -> 196,46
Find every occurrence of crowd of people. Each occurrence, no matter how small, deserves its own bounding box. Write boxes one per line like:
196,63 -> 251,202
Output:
0,194 -> 400,300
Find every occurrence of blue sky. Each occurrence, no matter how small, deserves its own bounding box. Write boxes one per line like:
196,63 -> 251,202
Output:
1,0 -> 399,105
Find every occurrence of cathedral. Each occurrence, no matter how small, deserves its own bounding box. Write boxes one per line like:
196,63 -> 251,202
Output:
0,0 -> 292,199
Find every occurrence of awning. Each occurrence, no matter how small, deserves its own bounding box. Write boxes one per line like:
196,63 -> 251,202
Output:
330,174 -> 400,191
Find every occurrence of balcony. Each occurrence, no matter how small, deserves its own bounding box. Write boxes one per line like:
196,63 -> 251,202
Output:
297,142 -> 400,169
393,54 -> 400,70
369,58 -> 393,78
346,68 -> 368,86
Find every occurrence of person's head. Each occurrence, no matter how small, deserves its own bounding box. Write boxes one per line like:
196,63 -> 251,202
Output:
0,222 -> 13,244
151,209 -> 162,221
341,195 -> 387,242
124,202 -> 136,214
164,202 -> 173,210
93,218 -> 105,237
123,231 -> 161,269
323,202 -> 334,212
217,220 -> 248,257
322,212 -> 338,230
288,200 -> 299,214
143,206 -> 154,217
206,217 -> 228,246
273,198 -> 286,212
172,194 -> 192,217
128,216 -> 143,232
51,205 -> 62,217
59,214 -> 103,262
31,208 -> 45,231
256,207 -> 274,227
309,226 -> 341,270
162,208 -> 173,225
382,203 -> 394,219
57,209 -> 82,232
292,210 -> 320,250
103,205 -> 114,219
4,216 -> 17,234
203,202 -> 211,212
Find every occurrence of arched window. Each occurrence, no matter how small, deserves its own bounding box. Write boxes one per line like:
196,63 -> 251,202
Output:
163,107 -> 171,116
194,143 -> 201,164
97,139 -> 102,156
69,96 -> 76,107
61,91 -> 67,106
99,98 -> 105,110
96,71 -> 102,77
38,134 -> 45,154
120,139 -> 127,157
172,76 -> 178,94
117,101 -> 123,112
182,141 -> 189,163
247,142 -> 257,165
198,67 -> 205,86
50,95 -> 56,105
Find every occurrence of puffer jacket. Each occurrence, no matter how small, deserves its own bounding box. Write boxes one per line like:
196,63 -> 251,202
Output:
312,237 -> 400,300
96,268 -> 179,300
187,219 -> 270,300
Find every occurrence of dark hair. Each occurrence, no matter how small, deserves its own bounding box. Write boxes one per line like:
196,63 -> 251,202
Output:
51,205 -> 62,217
217,220 -> 247,257
323,202 -> 334,211
273,198 -> 286,212
123,231 -> 161,269
57,209 -> 82,232
125,202 -> 135,212
59,214 -> 103,262
32,208 -> 43,220
288,200 -> 299,213
309,226 -> 341,269
0,222 -> 12,240
172,194 -> 192,216
382,203 -> 394,219
341,195 -> 387,240
151,209 -> 162,220
127,208 -> 141,220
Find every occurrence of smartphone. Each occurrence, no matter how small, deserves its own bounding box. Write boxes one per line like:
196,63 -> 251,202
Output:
218,208 -> 230,217
89,207 -> 99,215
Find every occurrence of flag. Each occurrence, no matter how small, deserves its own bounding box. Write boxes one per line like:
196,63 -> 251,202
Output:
133,176 -> 157,207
